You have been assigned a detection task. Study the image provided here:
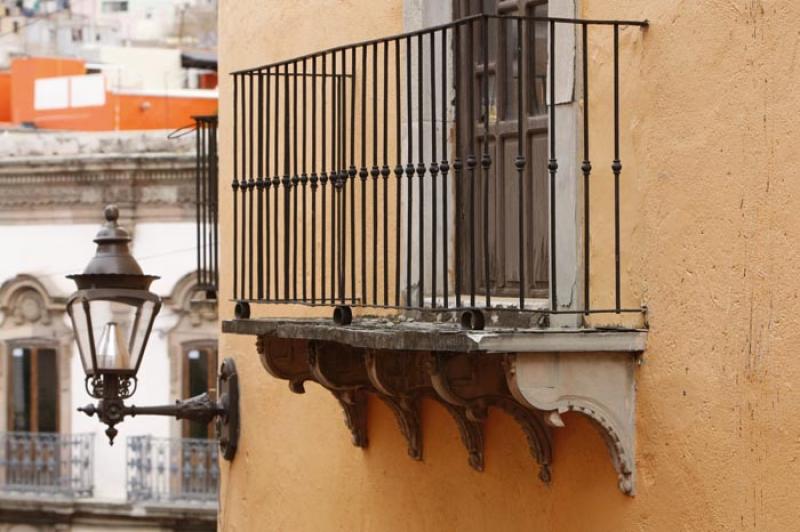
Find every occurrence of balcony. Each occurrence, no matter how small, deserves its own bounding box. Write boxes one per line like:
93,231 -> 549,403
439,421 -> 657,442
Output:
0,432 -> 93,498
126,436 -> 219,507
193,114 -> 220,300
223,14 -> 648,495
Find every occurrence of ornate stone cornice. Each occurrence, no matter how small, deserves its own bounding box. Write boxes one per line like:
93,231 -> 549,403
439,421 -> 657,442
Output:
0,153 -> 198,224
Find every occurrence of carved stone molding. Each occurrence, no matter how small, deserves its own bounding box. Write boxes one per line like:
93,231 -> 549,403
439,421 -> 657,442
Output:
505,352 -> 637,495
0,153 -> 196,224
0,274 -> 66,328
256,336 -> 560,485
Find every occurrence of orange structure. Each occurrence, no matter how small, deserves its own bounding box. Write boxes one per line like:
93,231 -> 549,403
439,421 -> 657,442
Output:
1,57 -> 217,131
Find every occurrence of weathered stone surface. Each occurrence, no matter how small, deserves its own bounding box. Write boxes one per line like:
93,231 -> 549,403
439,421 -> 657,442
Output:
0,131 -> 197,224
223,317 -> 647,353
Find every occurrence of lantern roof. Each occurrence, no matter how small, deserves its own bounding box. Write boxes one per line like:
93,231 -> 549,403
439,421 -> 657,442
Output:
68,205 -> 159,291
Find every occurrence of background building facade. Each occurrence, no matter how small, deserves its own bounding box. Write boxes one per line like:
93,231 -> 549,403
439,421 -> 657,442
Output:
0,130 -> 217,530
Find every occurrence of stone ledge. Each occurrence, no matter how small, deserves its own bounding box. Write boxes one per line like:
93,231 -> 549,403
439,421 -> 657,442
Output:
0,495 -> 216,529
223,317 -> 647,354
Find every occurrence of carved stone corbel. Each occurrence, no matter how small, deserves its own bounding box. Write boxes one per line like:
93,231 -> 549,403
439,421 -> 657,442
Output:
258,337 -> 370,446
364,351 -> 424,460
332,389 -> 369,448
425,394 -> 485,471
374,395 -> 421,459
424,352 -> 553,482
256,336 -> 312,393
306,341 -> 373,448
505,352 -> 637,495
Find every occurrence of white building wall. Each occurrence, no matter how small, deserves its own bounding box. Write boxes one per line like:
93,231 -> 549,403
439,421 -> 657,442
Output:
0,130 -> 204,505
0,221 -> 197,501
83,45 -> 184,90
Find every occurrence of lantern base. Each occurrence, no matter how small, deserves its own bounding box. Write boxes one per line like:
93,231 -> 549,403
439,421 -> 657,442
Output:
78,358 -> 240,460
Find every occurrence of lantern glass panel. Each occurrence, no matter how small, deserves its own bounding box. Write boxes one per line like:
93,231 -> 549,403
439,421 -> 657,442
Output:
67,298 -> 93,374
128,299 -> 156,372
84,295 -> 157,375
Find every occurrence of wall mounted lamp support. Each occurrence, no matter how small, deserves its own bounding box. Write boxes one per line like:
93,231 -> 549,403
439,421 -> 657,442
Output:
67,205 -> 239,461
78,358 -> 240,460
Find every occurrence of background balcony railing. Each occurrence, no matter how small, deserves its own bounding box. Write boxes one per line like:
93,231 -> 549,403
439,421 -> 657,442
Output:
126,435 -> 218,506
230,15 -> 647,322
0,432 -> 94,498
195,115 -> 219,298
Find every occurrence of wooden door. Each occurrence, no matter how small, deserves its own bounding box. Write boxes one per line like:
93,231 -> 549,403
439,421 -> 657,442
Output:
454,0 -> 549,300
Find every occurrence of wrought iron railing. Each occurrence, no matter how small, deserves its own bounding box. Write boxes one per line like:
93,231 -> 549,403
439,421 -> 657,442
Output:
195,115 -> 219,298
0,432 -> 94,497
229,15 -> 647,323
126,435 -> 219,505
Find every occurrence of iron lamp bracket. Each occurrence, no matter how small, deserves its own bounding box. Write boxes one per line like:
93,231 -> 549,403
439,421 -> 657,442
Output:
78,358 -> 240,461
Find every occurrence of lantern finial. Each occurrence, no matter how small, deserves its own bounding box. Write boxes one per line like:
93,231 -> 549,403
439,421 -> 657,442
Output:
104,204 -> 119,223
68,204 -> 158,289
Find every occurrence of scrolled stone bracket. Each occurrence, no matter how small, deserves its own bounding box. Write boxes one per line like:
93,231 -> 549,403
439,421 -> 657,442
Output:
505,352 -> 637,496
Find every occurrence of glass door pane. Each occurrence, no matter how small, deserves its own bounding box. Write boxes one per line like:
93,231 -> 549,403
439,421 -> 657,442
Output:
9,347 -> 31,432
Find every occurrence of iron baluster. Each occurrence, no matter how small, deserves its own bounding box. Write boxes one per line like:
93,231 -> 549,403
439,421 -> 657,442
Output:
302,59 -> 308,301
257,71 -> 265,300
265,68 -> 272,300
211,119 -> 219,293
311,56 -> 319,304
516,18 -> 527,310
338,51 -> 347,303
360,44 -> 368,306
405,35 -> 414,308
240,75 -> 248,301
292,61 -> 299,301
232,75 -> 238,299
394,38 -> 403,308
273,64 -> 281,299
321,53 -> 328,303
429,29 -> 439,308
248,72 -> 255,300
284,63 -> 291,301
480,16 -> 491,309
372,41 -> 380,305
382,40 -> 390,307
613,24 -> 622,314
467,19 -> 477,307
195,112 -> 202,289
416,32 -> 425,309
440,26 -> 449,309
330,54 -> 337,304
453,23 -> 462,309
548,19 -> 558,311
349,47 -> 357,304
582,23 -> 592,315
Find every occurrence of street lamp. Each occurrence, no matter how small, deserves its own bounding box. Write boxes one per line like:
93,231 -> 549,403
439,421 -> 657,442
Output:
67,205 -> 239,460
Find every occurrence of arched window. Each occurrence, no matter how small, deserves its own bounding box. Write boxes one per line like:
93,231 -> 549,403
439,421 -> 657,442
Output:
0,275 -> 72,435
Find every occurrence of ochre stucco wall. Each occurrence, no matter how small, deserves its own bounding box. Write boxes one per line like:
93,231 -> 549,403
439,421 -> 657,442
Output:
218,1 -> 800,530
